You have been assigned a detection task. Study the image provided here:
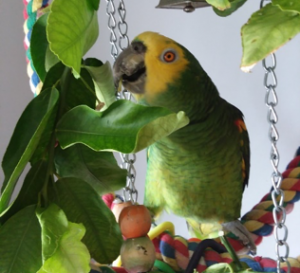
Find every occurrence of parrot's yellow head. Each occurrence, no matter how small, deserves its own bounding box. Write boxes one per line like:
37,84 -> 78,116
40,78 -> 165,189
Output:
113,32 -> 190,102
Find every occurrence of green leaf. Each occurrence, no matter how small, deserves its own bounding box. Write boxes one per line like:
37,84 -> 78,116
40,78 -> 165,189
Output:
30,13 -> 49,82
241,3 -> 300,71
0,205 -> 42,273
54,144 -> 126,194
47,0 -> 99,78
0,88 -> 59,213
213,0 -> 247,16
56,100 -> 189,153
30,63 -> 65,165
273,0 -> 300,13
30,88 -> 59,165
53,178 -> 123,263
206,0 -> 231,10
36,203 -> 68,262
42,63 -> 96,114
66,68 -> 96,111
45,45 -> 60,72
0,160 -> 48,223
41,61 -> 65,91
203,263 -> 233,273
203,262 -> 260,273
37,204 -> 90,273
83,60 -> 116,111
83,58 -> 103,67
87,0 -> 100,10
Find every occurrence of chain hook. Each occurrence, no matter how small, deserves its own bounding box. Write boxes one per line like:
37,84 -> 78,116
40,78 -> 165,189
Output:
261,1 -> 290,272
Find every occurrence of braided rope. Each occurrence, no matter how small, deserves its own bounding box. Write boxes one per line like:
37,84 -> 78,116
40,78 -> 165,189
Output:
227,148 -> 300,254
102,148 -> 300,273
148,148 -> 300,272
151,232 -> 300,273
23,0 -> 49,96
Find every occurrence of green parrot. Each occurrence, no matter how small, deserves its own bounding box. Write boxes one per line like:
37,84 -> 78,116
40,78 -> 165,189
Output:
113,32 -> 255,254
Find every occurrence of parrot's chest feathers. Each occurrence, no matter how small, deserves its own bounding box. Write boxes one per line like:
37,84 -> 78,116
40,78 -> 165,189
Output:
145,120 -> 244,223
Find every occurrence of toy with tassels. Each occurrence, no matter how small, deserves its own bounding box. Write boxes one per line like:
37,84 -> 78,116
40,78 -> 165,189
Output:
106,197 -> 156,273
96,148 -> 300,273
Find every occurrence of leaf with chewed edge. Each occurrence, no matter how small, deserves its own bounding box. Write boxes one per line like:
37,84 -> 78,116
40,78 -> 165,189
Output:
37,203 -> 90,273
241,3 -> 300,72
56,100 -> 189,153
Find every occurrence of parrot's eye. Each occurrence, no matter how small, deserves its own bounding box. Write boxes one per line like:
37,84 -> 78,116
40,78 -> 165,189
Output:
161,49 -> 177,63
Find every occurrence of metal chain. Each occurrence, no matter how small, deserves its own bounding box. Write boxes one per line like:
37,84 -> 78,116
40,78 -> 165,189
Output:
261,1 -> 290,271
117,0 -> 129,51
106,0 -> 118,60
121,154 -> 138,203
106,0 -> 138,203
116,0 -> 133,101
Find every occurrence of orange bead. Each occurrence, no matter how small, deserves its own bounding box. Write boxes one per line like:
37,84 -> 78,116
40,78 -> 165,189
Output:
119,204 -> 152,238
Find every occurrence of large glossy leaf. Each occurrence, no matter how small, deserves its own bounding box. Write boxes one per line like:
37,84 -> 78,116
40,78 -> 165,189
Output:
37,204 -> 68,262
273,0 -> 300,13
0,205 -> 42,273
206,0 -> 231,10
87,0 -> 100,10
241,3 -> 300,72
30,88 -> 59,165
30,13 -> 49,81
0,160 -> 48,223
42,63 -> 96,114
65,68 -> 96,111
0,88 -> 59,213
53,178 -> 123,263
47,0 -> 99,78
213,0 -> 247,16
83,60 -> 116,111
56,100 -> 189,153
41,61 -> 65,91
45,45 -> 60,72
54,144 -> 126,194
37,203 -> 90,273
30,64 -> 67,165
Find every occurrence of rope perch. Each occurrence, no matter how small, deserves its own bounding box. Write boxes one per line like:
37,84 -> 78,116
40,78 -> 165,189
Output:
101,147 -> 300,273
23,0 -> 49,96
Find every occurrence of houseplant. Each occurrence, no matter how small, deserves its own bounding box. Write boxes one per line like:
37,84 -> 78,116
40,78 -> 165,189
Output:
0,0 -> 299,272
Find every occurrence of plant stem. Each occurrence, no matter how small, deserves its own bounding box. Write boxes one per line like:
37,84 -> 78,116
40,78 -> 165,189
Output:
220,236 -> 243,271
79,74 -> 102,105
41,68 -> 72,206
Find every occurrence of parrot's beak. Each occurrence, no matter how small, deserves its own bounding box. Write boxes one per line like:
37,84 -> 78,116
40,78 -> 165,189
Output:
113,42 -> 147,94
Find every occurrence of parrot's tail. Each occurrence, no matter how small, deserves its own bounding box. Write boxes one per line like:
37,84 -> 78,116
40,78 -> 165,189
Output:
228,147 -> 300,254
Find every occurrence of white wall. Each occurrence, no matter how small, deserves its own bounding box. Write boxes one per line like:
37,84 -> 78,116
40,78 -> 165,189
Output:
1,1 -> 299,260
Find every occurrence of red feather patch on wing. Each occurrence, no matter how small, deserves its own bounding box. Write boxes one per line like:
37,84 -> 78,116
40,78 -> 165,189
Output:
234,118 -> 250,190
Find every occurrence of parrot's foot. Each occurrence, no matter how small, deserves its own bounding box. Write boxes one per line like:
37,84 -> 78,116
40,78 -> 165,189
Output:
222,220 -> 256,255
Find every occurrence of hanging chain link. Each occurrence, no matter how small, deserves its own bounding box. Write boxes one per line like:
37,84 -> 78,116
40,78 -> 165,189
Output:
106,0 -> 118,60
121,153 -> 138,203
117,0 -> 129,51
261,2 -> 290,272
116,0 -> 133,101
106,0 -> 138,203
